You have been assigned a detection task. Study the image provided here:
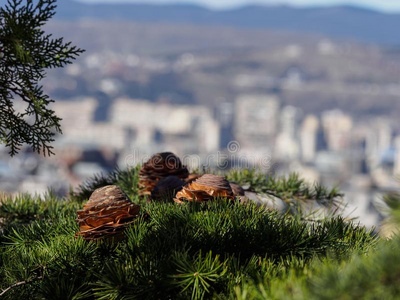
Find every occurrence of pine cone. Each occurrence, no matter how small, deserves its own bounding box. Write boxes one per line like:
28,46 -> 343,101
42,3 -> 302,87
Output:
185,173 -> 202,184
139,152 -> 189,196
151,176 -> 185,202
76,185 -> 140,241
174,174 -> 234,204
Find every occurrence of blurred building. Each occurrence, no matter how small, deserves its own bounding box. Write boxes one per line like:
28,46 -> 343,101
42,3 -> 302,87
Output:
234,94 -> 279,152
110,98 -> 220,155
300,115 -> 319,163
321,109 -> 353,152
365,118 -> 393,170
275,106 -> 300,160
216,101 -> 235,148
53,97 -> 97,126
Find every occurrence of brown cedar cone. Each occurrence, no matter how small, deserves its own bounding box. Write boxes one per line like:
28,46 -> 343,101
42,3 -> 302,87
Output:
174,174 -> 235,204
151,176 -> 185,202
139,152 -> 189,196
185,173 -> 202,184
76,185 -> 140,241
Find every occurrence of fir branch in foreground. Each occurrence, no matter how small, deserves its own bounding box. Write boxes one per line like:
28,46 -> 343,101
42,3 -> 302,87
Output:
0,276 -> 43,298
0,195 -> 377,299
0,0 -> 84,156
227,170 -> 343,210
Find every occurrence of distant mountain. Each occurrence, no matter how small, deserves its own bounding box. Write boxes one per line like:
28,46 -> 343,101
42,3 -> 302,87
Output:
55,0 -> 400,45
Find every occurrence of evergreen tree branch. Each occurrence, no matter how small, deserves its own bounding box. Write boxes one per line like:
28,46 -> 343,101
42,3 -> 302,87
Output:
0,276 -> 43,297
0,0 -> 84,156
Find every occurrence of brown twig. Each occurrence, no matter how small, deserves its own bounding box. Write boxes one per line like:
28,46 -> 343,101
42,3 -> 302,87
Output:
0,276 -> 42,297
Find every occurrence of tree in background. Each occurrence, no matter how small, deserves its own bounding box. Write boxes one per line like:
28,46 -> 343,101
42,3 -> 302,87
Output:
0,0 -> 83,156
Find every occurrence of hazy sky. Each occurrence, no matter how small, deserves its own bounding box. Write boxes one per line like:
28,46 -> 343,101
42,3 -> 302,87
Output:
80,0 -> 400,12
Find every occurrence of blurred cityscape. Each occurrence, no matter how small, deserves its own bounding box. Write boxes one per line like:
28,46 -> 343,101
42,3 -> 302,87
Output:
2,8 -> 400,228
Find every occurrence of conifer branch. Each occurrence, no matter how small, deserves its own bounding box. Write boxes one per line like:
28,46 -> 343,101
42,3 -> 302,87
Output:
0,276 -> 43,297
0,0 -> 84,156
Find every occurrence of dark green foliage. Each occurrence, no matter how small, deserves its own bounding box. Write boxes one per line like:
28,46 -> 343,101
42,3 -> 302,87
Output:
0,177 -> 376,299
235,236 -> 400,300
172,251 -> 228,299
0,191 -> 79,241
308,238 -> 400,300
383,190 -> 400,225
70,166 -> 140,203
233,189 -> 400,300
0,0 -> 84,156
